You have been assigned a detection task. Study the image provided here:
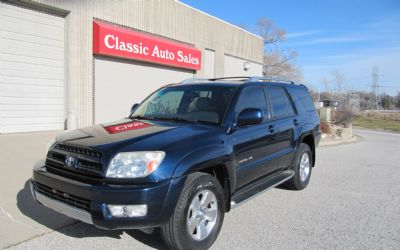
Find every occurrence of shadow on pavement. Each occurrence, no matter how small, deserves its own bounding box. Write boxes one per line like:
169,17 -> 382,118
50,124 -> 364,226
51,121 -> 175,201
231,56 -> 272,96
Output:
125,228 -> 168,249
16,160 -> 76,231
16,160 -> 168,248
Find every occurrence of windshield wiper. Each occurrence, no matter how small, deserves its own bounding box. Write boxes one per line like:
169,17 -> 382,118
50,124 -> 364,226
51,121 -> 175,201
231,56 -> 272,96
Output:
152,117 -> 196,124
193,120 -> 219,125
153,117 -> 218,125
130,115 -> 156,121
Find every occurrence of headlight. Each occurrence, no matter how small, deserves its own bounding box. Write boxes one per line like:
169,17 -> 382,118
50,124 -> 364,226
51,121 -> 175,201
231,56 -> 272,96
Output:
44,137 -> 57,158
106,151 -> 165,178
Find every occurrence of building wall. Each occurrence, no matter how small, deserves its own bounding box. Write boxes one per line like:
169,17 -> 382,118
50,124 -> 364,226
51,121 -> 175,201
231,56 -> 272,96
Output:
224,54 -> 263,77
5,0 -> 263,128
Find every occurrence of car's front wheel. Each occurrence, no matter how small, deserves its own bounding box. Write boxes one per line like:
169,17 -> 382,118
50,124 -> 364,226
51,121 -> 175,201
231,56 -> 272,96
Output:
161,172 -> 225,250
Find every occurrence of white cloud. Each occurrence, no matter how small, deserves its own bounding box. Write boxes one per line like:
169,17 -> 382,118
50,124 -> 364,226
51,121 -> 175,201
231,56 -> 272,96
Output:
288,35 -> 369,46
286,30 -> 322,38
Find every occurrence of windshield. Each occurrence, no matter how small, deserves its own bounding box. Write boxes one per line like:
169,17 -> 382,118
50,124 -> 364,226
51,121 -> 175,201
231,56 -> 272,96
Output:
131,85 -> 237,125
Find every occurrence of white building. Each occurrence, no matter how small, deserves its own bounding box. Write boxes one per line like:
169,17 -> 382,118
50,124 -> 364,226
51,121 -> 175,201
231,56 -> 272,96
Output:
0,0 -> 263,133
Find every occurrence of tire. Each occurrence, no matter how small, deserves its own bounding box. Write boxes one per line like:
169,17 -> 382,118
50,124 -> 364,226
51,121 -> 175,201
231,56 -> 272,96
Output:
161,172 -> 225,250
284,143 -> 312,190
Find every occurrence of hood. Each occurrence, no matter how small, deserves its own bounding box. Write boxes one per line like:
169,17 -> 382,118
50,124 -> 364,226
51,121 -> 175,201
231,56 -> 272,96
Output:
56,119 -> 217,152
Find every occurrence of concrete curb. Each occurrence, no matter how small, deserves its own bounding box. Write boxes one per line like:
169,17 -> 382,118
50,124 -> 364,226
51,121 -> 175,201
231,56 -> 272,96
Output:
353,126 -> 400,134
319,135 -> 363,147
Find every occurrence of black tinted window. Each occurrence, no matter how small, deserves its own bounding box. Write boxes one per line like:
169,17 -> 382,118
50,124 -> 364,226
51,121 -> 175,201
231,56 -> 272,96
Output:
289,87 -> 315,112
266,87 -> 295,119
235,86 -> 267,114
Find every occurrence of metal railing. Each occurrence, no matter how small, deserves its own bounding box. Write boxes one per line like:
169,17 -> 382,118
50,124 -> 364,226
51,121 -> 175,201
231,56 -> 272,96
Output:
179,76 -> 296,85
247,77 -> 295,84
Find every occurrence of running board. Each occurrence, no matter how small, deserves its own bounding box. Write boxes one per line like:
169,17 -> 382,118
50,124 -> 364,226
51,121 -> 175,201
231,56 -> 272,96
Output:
230,170 -> 294,208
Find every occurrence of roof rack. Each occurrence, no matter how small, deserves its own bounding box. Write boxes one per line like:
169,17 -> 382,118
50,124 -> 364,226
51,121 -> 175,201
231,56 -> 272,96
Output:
247,77 -> 295,84
179,76 -> 296,85
209,76 -> 251,81
179,78 -> 212,84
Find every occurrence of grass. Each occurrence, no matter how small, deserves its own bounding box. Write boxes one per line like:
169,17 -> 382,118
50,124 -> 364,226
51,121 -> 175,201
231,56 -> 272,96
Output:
352,116 -> 400,132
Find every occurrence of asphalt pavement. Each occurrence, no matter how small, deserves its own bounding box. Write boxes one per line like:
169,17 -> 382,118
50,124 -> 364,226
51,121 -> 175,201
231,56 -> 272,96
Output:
7,129 -> 400,250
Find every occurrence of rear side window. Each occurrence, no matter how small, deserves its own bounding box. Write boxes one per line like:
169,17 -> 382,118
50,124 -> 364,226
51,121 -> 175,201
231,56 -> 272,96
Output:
288,87 -> 315,112
235,86 -> 267,114
266,87 -> 295,119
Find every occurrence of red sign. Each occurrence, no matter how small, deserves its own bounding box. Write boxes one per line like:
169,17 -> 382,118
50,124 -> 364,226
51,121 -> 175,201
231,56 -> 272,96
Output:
93,21 -> 201,70
104,121 -> 151,134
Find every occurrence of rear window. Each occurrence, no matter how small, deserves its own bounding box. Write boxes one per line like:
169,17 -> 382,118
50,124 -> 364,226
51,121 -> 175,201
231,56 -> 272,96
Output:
266,87 -> 295,119
288,87 -> 315,112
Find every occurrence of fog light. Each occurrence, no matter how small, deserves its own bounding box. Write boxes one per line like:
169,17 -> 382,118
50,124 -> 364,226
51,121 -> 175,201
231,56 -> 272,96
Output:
107,204 -> 147,217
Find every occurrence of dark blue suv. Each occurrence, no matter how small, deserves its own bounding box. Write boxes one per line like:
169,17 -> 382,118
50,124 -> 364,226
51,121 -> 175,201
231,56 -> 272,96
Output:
31,77 -> 320,250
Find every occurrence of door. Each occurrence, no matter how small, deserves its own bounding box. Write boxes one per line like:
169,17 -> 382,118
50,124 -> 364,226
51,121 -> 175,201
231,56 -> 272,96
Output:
0,3 -> 65,133
264,86 -> 297,171
94,58 -> 193,124
231,86 -> 280,188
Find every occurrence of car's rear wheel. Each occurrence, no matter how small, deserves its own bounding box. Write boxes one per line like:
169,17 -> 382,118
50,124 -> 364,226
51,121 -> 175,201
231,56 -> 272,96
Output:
284,143 -> 312,190
161,172 -> 225,250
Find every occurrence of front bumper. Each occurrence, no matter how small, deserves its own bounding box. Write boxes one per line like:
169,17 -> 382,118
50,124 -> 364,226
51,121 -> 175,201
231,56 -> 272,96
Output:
31,166 -> 186,230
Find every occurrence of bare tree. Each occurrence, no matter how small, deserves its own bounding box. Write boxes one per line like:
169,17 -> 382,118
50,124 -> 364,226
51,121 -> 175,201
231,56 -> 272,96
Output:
331,70 -> 346,100
322,78 -> 333,99
257,18 -> 286,45
263,50 -> 302,81
322,71 -> 346,100
257,17 -> 302,81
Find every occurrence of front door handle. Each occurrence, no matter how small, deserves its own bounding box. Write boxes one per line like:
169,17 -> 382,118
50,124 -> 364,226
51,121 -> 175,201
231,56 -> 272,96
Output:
268,125 -> 274,133
293,119 -> 299,126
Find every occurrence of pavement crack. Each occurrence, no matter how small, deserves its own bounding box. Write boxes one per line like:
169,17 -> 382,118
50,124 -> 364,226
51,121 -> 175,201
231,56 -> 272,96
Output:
0,206 -> 45,232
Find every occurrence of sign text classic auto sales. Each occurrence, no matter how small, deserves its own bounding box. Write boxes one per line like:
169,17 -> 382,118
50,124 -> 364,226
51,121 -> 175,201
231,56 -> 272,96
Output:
93,21 -> 201,70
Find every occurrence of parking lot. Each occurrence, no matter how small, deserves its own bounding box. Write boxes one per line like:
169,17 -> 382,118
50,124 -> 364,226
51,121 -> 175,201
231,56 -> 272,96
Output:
3,129 -> 400,249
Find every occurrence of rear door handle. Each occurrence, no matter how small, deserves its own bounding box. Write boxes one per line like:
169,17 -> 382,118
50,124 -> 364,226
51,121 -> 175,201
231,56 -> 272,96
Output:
293,119 -> 299,126
268,125 -> 274,133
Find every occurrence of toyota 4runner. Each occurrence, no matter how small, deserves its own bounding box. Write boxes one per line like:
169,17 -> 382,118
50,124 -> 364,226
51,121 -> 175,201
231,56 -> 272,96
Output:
31,77 -> 321,250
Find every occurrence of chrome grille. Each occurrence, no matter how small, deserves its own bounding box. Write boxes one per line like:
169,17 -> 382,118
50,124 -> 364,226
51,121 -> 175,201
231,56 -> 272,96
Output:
46,144 -> 103,177
56,144 -> 102,158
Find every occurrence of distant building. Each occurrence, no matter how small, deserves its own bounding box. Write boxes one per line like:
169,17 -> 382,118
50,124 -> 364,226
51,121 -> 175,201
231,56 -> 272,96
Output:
321,100 -> 339,109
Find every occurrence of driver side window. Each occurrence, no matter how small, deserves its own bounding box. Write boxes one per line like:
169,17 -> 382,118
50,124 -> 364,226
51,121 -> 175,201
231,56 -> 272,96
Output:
235,86 -> 268,120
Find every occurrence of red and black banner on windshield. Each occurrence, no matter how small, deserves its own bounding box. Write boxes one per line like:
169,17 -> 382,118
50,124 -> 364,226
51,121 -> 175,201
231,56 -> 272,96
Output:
103,121 -> 151,134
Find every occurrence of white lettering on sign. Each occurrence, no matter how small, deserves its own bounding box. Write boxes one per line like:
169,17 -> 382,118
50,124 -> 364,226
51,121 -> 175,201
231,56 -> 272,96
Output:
177,51 -> 200,65
152,45 -> 175,60
115,122 -> 146,131
104,121 -> 151,134
104,34 -> 115,49
104,35 -> 150,55
102,34 -> 200,66
94,21 -> 202,70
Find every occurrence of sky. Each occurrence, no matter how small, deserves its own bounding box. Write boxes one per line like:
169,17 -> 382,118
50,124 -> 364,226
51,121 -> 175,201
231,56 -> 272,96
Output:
180,0 -> 400,95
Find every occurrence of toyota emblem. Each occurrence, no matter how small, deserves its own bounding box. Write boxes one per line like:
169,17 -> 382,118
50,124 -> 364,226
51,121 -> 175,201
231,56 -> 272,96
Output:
65,156 -> 76,167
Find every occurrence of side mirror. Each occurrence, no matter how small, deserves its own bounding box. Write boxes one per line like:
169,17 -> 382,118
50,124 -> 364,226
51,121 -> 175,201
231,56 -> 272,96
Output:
130,103 -> 139,114
237,108 -> 263,126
